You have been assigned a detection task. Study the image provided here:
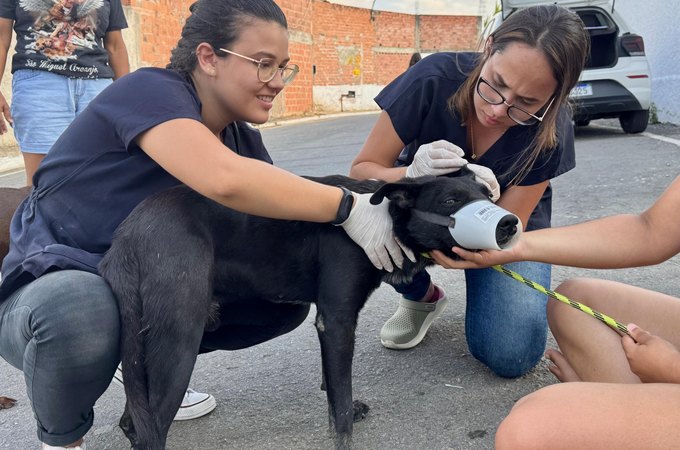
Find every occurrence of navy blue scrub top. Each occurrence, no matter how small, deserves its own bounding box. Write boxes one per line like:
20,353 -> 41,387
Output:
0,68 -> 272,300
375,52 -> 575,232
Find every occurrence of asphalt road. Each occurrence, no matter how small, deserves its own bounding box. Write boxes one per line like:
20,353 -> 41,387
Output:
2,114 -> 680,449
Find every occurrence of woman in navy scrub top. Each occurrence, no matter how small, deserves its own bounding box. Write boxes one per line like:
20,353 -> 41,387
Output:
350,4 -> 590,378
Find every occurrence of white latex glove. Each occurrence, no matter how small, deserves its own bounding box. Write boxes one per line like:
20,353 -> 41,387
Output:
467,163 -> 501,202
405,140 -> 467,178
340,193 -> 416,271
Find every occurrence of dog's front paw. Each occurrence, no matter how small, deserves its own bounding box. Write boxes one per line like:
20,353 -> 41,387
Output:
352,400 -> 369,422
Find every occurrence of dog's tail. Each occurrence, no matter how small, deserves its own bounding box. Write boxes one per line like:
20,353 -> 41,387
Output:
100,244 -> 164,450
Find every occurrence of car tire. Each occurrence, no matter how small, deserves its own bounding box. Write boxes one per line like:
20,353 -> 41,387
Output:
575,119 -> 591,127
619,110 -> 649,134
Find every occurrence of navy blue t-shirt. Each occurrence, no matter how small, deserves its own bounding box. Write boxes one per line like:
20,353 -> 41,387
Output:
0,67 -> 272,300
376,52 -> 575,231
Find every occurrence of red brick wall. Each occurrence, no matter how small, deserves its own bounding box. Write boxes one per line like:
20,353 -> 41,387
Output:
125,0 -> 195,68
419,15 -> 481,51
124,0 -> 479,118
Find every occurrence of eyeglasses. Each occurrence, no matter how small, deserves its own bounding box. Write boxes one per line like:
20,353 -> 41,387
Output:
218,48 -> 299,85
476,77 -> 555,126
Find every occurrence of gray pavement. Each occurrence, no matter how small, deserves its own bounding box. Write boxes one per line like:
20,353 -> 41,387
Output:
2,114 -> 680,449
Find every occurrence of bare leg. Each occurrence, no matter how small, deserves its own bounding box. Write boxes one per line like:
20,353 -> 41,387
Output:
496,382 -> 680,450
21,152 -> 45,187
547,278 -> 680,382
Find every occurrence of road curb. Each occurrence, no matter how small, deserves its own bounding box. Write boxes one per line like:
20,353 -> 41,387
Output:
258,110 -> 379,129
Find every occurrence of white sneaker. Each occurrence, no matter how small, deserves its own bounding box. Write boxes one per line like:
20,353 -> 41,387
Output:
112,365 -> 216,421
43,442 -> 86,449
175,388 -> 217,421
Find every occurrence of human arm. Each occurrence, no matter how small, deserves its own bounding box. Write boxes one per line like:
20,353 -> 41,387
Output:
622,323 -> 680,384
137,118 -> 414,270
0,17 -> 13,134
349,111 -> 410,182
103,30 -> 129,80
433,175 -> 680,269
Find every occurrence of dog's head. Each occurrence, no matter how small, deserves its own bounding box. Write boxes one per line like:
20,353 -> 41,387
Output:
370,167 -> 519,258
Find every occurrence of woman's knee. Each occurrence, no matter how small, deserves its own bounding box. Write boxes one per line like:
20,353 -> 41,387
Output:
26,271 -> 120,355
554,277 -> 596,300
495,388 -> 557,450
473,346 -> 544,378
549,277 -> 601,326
467,310 -> 547,378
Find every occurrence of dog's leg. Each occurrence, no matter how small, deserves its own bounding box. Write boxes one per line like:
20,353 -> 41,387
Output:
140,263 -> 213,448
119,402 -> 137,445
102,237 -> 215,449
315,293 -> 369,450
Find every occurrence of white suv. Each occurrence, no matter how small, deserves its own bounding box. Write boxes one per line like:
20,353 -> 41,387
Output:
483,0 -> 652,134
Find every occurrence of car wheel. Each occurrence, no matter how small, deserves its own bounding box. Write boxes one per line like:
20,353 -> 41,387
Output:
619,110 -> 649,134
575,119 -> 590,127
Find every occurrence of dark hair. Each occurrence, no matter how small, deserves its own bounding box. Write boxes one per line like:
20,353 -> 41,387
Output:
409,52 -> 422,67
167,0 -> 287,75
450,4 -> 590,185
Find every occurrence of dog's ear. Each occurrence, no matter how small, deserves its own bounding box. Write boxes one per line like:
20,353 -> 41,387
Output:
370,176 -> 434,207
458,165 -> 477,180
443,166 -> 476,181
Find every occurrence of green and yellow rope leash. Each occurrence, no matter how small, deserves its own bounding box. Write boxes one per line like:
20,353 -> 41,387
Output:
491,265 -> 631,338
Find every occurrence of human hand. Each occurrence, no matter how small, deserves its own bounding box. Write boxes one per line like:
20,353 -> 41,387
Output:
340,192 -> 416,271
622,323 -> 680,383
405,140 -> 466,178
467,163 -> 500,202
0,92 -> 12,135
428,235 -> 525,269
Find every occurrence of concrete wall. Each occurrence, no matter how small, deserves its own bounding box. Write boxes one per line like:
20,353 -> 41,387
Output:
0,0 -> 480,150
614,0 -> 679,124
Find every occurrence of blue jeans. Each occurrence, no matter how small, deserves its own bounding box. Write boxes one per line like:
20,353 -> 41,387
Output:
0,270 -> 310,446
11,70 -> 112,154
0,271 -> 120,446
393,262 -> 551,378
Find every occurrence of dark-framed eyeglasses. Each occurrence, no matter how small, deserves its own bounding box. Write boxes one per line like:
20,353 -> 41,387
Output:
476,76 -> 555,126
218,48 -> 300,85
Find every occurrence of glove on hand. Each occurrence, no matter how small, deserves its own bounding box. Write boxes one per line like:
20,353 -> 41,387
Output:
340,193 -> 416,272
466,163 -> 501,202
405,140 -> 467,178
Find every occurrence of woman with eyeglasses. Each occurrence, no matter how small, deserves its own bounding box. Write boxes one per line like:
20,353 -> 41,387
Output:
0,1 -> 413,448
349,4 -> 590,379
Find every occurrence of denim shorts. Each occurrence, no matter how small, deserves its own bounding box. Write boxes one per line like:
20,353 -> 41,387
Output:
10,70 -> 112,154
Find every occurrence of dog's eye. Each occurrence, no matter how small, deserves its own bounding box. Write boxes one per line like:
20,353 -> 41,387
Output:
444,198 -> 459,205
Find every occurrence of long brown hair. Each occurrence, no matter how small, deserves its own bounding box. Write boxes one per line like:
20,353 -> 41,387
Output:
450,5 -> 589,185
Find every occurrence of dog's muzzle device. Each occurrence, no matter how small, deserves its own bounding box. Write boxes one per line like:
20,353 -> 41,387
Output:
414,200 -> 522,250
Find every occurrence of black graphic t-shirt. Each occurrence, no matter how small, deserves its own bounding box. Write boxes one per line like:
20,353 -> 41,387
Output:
0,0 -> 128,78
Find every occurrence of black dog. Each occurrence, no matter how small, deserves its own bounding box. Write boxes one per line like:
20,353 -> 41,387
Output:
99,169 -> 519,450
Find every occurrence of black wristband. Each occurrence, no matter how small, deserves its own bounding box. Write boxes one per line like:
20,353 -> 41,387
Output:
331,186 -> 355,226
